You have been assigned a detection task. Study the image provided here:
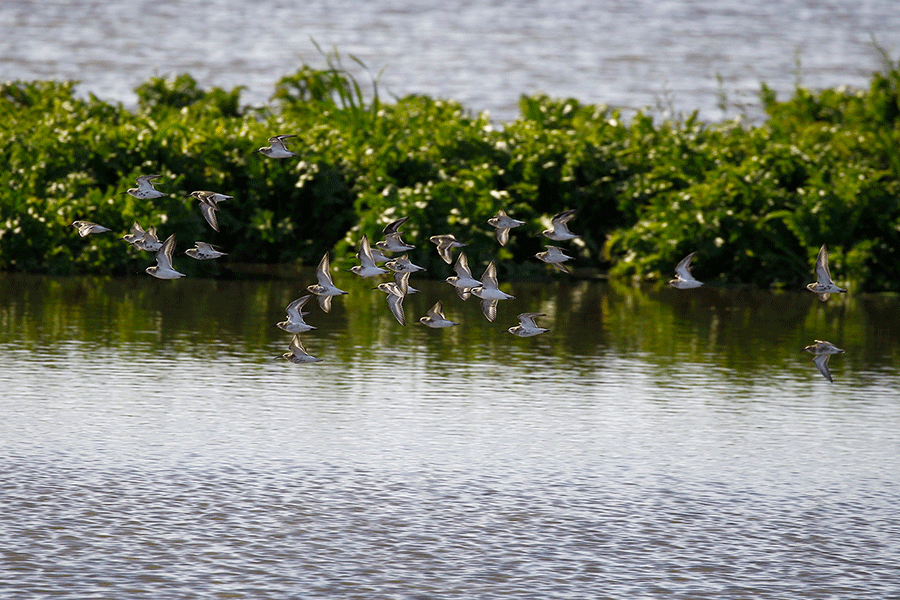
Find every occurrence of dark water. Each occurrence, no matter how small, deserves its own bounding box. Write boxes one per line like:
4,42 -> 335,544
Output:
0,272 -> 898,598
2,0 -> 899,120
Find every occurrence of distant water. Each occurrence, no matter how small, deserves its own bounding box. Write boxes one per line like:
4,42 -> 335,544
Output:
1,273 -> 899,598
2,0 -> 899,121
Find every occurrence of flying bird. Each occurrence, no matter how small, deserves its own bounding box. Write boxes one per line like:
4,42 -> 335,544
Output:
542,209 -> 579,241
190,191 -> 232,233
668,251 -> 703,289
507,313 -> 549,337
145,234 -> 185,279
257,134 -> 299,159
471,260 -> 515,322
802,340 -> 845,383
185,241 -> 227,260
806,244 -> 847,301
277,335 -> 322,364
350,235 -> 389,278
418,301 -> 458,328
306,252 -> 347,313
429,234 -> 468,264
72,221 -> 110,237
125,174 -> 167,199
535,246 -> 574,273
487,209 -> 525,246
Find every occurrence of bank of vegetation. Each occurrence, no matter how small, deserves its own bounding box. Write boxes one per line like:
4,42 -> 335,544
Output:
1,49 -> 898,290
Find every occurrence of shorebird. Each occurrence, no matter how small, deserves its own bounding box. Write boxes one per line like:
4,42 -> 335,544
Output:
445,251 -> 482,300
145,234 -> 185,279
535,245 -> 574,273
542,209 -> 579,241
72,221 -> 110,237
190,191 -> 232,232
350,235 -> 388,278
257,134 -> 299,159
375,272 -> 409,326
185,241 -> 227,260
471,260 -> 515,322
429,234 -> 467,264
385,254 -> 425,273
122,221 -> 147,246
307,252 -> 347,313
124,174 -> 167,199
806,244 -> 847,301
487,209 -> 525,246
802,340 -> 845,383
376,216 -> 415,253
668,251 -> 703,289
418,301 -> 458,328
277,334 -> 322,364
275,294 -> 316,334
133,225 -> 162,252
507,312 -> 549,337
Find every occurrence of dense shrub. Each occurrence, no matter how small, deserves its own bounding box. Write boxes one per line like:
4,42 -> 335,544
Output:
1,50 -> 899,290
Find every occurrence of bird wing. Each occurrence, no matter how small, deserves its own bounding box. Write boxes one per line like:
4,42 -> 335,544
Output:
386,293 -> 406,326
289,334 -> 309,356
268,138 -> 289,152
357,235 -> 376,268
129,222 -> 146,237
674,252 -> 698,281
316,253 -> 334,286
382,216 -> 409,235
270,134 -> 297,144
454,286 -> 471,301
316,294 -> 333,313
199,202 -> 219,232
428,301 -> 444,319
517,313 -> 545,328
144,226 -> 160,244
481,299 -> 499,322
813,354 -> 833,383
551,209 -> 576,225
454,252 -> 473,278
394,271 -> 410,296
136,174 -> 161,188
815,244 -> 832,284
480,261 -> 498,288
285,295 -> 311,320
157,234 -> 177,269
435,240 -> 452,264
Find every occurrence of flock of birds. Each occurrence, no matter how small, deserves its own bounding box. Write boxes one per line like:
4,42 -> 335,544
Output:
72,135 -> 847,381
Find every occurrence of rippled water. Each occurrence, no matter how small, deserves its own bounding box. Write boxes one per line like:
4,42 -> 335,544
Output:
2,0 -> 899,120
1,273 -> 898,598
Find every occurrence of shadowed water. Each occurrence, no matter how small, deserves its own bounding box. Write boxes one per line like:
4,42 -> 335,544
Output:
1,272 -> 898,598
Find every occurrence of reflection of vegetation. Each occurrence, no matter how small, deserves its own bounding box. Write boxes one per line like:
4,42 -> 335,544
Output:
1,48 -> 900,292
1,274 -> 896,385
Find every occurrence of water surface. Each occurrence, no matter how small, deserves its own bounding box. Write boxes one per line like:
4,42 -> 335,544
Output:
2,0 -> 899,120
0,273 -> 898,598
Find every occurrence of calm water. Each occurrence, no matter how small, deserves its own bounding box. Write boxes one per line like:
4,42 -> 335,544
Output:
0,272 -> 898,598
2,0 -> 899,121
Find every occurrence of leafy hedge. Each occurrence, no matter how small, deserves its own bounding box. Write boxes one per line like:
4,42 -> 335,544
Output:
1,48 -> 899,290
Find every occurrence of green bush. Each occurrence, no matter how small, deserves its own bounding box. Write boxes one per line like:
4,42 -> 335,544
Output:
1,50 -> 899,291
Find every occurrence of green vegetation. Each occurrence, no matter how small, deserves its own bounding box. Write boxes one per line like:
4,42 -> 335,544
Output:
1,47 -> 899,290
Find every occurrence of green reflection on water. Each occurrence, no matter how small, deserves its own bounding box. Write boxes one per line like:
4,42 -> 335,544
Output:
1,273 -> 897,383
